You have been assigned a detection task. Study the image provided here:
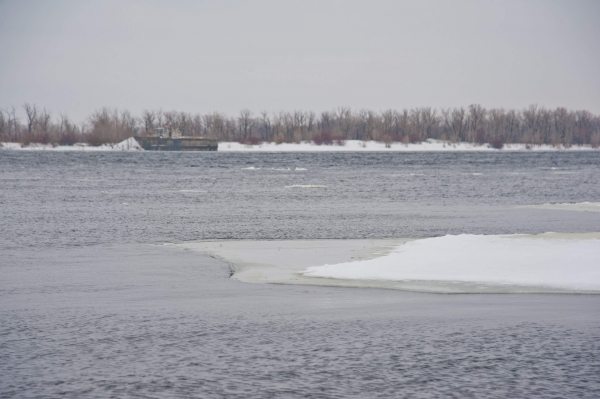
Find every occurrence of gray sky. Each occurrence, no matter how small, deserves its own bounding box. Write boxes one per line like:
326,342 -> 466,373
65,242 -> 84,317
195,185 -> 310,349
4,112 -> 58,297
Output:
1,0 -> 599,121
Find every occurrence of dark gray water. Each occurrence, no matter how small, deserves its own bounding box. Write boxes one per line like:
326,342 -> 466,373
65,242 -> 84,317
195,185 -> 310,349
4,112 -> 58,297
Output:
1,151 -> 600,398
2,151 -> 600,250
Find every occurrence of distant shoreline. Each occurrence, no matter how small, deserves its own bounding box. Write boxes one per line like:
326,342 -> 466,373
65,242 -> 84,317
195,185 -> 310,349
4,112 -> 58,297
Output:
1,138 -> 598,152
218,139 -> 598,152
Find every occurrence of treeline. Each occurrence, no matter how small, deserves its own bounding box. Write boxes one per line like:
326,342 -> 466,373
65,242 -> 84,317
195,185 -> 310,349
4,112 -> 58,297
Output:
1,104 -> 599,147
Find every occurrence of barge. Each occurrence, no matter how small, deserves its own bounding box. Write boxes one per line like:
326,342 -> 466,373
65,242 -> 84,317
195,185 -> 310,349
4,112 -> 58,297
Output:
135,126 -> 218,151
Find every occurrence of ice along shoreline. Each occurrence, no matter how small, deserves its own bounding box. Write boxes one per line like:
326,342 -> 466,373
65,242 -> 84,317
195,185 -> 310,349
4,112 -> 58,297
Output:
1,138 -> 598,152
218,139 -> 599,152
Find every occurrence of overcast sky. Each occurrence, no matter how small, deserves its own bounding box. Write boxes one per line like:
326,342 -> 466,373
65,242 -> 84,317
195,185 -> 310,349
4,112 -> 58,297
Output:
1,0 -> 599,121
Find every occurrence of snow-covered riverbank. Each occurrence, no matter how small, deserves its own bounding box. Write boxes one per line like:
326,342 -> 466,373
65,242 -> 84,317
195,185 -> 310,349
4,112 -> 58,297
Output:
0,137 -> 142,151
217,139 -> 597,152
2,137 -> 597,152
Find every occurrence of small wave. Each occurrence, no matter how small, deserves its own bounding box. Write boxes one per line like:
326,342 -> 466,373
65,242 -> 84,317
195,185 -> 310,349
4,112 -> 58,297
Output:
386,173 -> 425,177
242,166 -> 306,171
100,191 -> 120,195
179,189 -> 205,193
471,173 -> 484,176
521,202 -> 600,212
285,185 -> 327,189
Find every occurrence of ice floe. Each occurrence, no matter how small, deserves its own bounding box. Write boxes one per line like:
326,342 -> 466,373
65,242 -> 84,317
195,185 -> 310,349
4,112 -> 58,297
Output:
302,233 -> 600,292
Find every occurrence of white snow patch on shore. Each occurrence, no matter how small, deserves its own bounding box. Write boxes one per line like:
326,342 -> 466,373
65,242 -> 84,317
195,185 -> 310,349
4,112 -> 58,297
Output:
217,139 -> 597,152
303,233 -> 600,292
0,142 -> 24,150
110,137 -> 143,150
0,137 -> 143,151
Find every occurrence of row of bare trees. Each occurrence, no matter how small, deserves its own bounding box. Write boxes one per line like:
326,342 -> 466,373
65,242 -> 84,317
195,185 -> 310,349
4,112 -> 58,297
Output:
2,104 -> 599,147
1,104 -> 80,146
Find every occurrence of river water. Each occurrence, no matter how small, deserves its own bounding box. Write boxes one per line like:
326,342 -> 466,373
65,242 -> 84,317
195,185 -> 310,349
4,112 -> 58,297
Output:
1,151 -> 600,398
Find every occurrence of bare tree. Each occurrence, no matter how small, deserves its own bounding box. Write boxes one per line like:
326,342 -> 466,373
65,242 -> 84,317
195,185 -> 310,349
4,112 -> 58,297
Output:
319,111 -> 332,132
574,110 -> 594,145
420,107 -> 438,141
191,114 -> 203,136
203,112 -> 227,139
80,121 -> 88,137
306,111 -> 316,135
336,107 -> 353,138
258,111 -> 272,141
23,103 -> 38,135
442,108 -> 467,142
381,110 -> 396,139
141,110 -> 156,133
522,105 -> 539,144
7,106 -> 20,140
552,107 -> 575,147
354,109 -> 369,140
177,112 -> 192,136
59,115 -> 79,145
225,117 -> 237,142
272,112 -> 284,143
468,104 -> 486,142
282,111 -> 297,142
504,109 -> 519,143
0,110 -> 6,139
155,109 -> 164,127
164,111 -> 177,129
237,109 -> 254,141
120,110 -> 139,134
488,108 -> 506,142
38,109 -> 52,135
